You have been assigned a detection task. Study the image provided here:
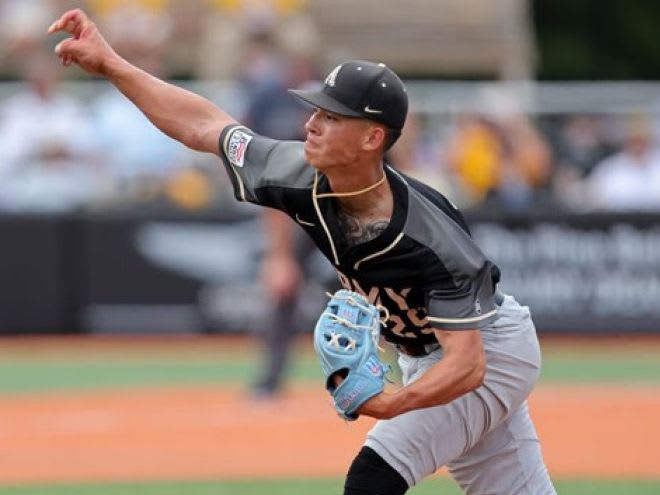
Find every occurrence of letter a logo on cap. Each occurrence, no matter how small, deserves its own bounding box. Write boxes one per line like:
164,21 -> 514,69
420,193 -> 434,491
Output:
325,64 -> 342,87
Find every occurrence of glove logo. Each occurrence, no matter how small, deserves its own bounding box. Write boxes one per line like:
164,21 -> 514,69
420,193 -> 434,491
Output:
365,356 -> 383,377
338,305 -> 359,323
339,383 -> 364,411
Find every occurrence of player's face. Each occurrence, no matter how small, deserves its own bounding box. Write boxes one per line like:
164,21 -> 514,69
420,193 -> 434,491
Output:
303,109 -> 373,170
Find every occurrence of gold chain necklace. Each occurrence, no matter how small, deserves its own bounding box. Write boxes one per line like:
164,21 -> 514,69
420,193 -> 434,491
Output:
314,170 -> 387,199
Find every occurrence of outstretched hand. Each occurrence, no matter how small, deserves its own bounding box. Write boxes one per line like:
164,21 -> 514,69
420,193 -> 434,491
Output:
47,9 -> 118,76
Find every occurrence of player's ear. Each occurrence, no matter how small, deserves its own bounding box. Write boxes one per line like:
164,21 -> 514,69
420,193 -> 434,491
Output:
362,125 -> 386,152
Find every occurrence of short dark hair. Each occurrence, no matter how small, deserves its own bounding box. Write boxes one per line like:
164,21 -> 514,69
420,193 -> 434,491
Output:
383,128 -> 401,151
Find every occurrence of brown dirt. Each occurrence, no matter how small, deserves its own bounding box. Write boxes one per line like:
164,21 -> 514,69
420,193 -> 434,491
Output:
1,383 -> 659,484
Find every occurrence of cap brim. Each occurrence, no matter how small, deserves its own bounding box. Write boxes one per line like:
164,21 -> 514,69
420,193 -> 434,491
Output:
289,88 -> 363,118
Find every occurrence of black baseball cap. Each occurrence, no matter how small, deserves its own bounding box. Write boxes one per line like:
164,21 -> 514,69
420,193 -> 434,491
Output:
289,60 -> 408,131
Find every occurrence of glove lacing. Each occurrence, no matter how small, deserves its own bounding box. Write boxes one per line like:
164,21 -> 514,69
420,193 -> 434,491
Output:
319,292 -> 394,416
324,292 -> 389,350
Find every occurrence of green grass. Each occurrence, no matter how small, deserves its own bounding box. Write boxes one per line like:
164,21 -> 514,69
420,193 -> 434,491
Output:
1,343 -> 659,395
539,353 -> 660,383
0,359 -> 327,395
1,478 -> 660,495
0,360 -> 254,394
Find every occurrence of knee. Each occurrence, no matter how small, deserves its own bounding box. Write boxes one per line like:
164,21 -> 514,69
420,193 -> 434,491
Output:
344,446 -> 409,495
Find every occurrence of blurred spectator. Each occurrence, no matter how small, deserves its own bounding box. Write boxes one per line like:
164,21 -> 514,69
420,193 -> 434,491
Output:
552,115 -> 617,177
238,28 -> 286,103
444,110 -> 552,210
252,209 -> 304,398
196,0 -> 320,80
583,114 -> 660,211
547,114 -> 618,208
86,0 -> 173,73
164,1 -> 207,79
385,113 -> 422,175
0,0 -> 74,77
88,2 -> 210,210
92,80 -> 196,207
240,37 -> 316,139
0,49 -> 104,212
237,29 -> 323,398
386,112 -> 457,202
0,0 -> 54,51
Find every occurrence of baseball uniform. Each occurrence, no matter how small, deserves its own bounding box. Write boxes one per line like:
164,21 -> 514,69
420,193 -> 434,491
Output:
219,124 -> 556,494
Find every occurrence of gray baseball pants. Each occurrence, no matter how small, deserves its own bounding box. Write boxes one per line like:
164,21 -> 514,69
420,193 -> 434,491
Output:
364,295 -> 557,494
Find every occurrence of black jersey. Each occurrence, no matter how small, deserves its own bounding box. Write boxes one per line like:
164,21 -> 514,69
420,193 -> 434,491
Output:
219,125 -> 500,345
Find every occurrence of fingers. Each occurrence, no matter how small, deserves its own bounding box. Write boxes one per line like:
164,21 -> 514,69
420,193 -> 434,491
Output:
54,39 -> 71,56
48,9 -> 78,34
54,39 -> 77,66
47,8 -> 89,37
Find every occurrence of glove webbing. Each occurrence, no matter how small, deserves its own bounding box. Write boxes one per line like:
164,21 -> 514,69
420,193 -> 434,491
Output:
323,291 -> 389,349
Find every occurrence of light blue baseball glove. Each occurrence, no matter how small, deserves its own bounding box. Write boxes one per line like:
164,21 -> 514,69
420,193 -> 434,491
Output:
313,289 -> 389,421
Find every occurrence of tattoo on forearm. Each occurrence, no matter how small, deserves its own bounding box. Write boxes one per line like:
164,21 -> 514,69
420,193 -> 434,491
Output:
337,210 -> 389,247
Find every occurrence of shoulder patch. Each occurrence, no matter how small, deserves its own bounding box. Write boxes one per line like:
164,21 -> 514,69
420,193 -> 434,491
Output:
226,129 -> 253,168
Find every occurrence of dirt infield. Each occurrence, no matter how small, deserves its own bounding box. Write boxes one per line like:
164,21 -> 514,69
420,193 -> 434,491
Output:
1,383 -> 659,484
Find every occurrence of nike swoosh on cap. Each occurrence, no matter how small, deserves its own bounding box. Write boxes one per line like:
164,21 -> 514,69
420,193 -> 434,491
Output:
364,105 -> 383,114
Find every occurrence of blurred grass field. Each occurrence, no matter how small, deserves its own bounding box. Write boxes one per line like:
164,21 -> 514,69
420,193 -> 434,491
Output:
2,335 -> 660,395
2,478 -> 660,495
1,335 -> 659,494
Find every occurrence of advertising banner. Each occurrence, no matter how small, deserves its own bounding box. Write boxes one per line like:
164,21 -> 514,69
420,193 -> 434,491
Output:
469,212 -> 660,332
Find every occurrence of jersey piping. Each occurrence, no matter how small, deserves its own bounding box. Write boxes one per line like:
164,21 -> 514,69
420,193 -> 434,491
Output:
353,232 -> 404,270
312,170 -> 340,265
217,126 -> 499,335
427,309 -> 498,325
